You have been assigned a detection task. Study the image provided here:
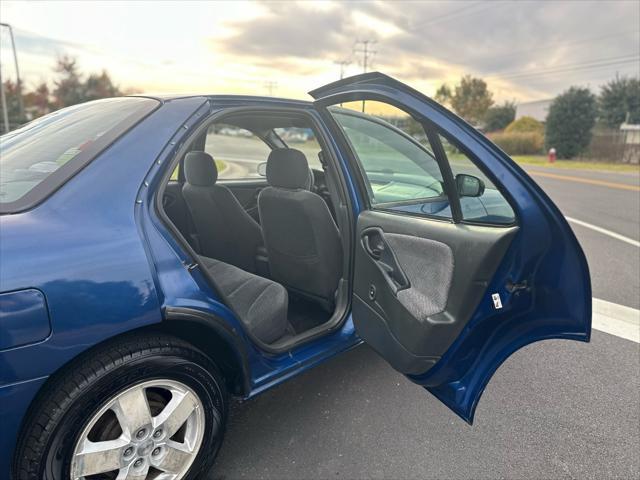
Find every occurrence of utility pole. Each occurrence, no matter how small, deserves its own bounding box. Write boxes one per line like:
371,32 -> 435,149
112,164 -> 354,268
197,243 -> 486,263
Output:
353,39 -> 377,112
353,39 -> 377,74
0,64 -> 10,133
264,81 -> 278,96
1,23 -> 24,121
334,59 -> 351,79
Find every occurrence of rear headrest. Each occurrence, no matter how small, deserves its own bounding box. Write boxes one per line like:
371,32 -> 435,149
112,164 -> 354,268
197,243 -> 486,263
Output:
266,148 -> 310,189
184,151 -> 218,186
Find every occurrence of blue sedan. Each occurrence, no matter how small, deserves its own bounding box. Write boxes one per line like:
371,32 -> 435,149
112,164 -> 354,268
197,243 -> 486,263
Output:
0,73 -> 591,480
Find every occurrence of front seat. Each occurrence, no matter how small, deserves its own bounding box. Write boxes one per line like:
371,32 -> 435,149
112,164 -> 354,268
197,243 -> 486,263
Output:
183,151 -> 263,273
258,148 -> 343,310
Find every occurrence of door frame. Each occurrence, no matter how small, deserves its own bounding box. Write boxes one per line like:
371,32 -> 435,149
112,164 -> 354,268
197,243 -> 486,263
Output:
310,73 -> 591,423
154,103 -> 359,353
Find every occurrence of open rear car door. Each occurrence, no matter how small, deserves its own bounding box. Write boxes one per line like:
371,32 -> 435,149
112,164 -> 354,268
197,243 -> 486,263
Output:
310,73 -> 591,424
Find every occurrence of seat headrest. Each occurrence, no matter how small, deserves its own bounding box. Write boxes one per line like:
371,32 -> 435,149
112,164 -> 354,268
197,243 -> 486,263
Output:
266,148 -> 310,189
184,151 -> 218,186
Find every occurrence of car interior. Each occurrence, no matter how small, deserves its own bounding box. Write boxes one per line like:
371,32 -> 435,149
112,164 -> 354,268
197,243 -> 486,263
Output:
161,110 -> 351,350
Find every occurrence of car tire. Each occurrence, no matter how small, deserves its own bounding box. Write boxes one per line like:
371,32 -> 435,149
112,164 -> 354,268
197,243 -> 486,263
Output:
12,332 -> 228,480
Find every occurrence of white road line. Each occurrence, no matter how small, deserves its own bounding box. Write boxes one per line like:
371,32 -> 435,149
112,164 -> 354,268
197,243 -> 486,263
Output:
565,216 -> 640,248
592,298 -> 640,343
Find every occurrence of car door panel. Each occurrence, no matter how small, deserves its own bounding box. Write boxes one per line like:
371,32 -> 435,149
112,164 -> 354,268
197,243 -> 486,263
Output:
311,73 -> 591,423
354,210 -> 517,375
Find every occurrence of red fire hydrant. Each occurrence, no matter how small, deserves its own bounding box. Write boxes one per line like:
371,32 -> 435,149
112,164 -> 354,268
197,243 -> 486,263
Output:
548,147 -> 556,164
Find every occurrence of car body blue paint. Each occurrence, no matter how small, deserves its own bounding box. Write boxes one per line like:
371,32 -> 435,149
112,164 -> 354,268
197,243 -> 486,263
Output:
0,289 -> 51,350
0,74 -> 590,473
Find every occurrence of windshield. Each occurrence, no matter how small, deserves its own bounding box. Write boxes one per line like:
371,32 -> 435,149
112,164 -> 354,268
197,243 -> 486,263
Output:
0,97 -> 158,213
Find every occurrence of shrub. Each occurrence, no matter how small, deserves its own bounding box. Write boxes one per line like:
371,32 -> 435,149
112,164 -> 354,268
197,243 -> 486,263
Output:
505,116 -> 544,135
545,87 -> 597,159
484,101 -> 516,132
488,131 -> 544,155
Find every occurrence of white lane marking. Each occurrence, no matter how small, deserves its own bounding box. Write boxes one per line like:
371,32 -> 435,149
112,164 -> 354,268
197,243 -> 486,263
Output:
592,298 -> 640,343
565,217 -> 640,248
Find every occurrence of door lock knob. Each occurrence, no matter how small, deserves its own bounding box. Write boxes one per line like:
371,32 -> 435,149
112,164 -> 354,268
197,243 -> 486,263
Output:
368,284 -> 376,301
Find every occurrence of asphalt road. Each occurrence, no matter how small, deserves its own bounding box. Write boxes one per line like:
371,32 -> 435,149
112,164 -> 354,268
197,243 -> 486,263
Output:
214,334 -> 638,480
525,166 -> 640,309
212,158 -> 639,479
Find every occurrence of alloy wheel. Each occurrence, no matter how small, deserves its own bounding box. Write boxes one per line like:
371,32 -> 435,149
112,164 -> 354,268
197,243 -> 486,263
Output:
70,379 -> 205,480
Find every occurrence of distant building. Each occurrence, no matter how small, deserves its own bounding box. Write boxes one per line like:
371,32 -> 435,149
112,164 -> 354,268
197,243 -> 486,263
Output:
516,99 -> 553,122
620,123 -> 640,164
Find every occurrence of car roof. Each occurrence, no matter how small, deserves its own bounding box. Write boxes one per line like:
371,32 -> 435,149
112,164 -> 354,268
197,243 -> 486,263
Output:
129,93 -> 313,107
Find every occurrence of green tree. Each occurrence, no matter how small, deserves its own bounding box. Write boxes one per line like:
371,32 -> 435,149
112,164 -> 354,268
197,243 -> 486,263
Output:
545,87 -> 597,159
599,76 -> 640,128
51,56 -> 123,109
84,70 -> 121,101
434,84 -> 452,106
484,101 -> 516,132
451,75 -> 494,125
0,80 -> 25,124
23,82 -> 52,117
52,55 -> 85,108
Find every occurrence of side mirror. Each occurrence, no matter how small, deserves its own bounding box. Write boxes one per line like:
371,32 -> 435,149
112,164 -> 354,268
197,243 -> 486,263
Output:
257,162 -> 267,177
455,174 -> 485,197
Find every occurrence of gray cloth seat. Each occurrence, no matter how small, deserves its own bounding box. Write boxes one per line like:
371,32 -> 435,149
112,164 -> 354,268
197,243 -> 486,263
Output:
183,151 -> 263,273
258,148 -> 343,311
201,256 -> 289,344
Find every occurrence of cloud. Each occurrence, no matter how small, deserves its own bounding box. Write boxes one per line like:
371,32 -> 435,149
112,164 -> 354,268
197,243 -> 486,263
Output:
2,0 -> 638,100
212,0 -> 640,100
10,29 -> 81,55
219,2 -> 356,59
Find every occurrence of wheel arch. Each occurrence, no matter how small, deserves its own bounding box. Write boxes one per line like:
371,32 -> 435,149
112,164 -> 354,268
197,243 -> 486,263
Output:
160,307 -> 252,397
19,309 -> 250,432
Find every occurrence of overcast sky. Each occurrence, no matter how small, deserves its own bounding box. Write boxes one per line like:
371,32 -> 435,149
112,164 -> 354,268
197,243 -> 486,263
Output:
1,0 -> 638,102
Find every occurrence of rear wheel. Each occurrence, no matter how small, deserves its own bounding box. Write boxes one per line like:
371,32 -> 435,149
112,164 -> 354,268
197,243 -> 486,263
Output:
13,333 -> 228,480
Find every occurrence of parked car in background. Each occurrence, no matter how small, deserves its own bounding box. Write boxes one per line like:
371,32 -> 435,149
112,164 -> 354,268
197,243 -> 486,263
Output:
0,73 -> 591,480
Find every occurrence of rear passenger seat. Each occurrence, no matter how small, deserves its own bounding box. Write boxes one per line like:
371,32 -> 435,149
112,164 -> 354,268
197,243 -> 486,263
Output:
201,257 -> 289,344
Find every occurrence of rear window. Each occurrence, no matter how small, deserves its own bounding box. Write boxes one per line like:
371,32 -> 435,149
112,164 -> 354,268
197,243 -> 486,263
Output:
0,97 -> 159,214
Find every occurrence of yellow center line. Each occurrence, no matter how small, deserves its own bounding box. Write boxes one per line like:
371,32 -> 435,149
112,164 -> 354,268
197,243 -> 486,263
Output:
528,170 -> 640,192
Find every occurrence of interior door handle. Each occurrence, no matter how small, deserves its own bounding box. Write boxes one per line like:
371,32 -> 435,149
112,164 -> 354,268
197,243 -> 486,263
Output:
361,229 -> 409,292
362,234 -> 382,260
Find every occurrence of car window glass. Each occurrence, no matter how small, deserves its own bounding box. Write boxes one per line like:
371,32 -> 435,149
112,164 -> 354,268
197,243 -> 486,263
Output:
0,97 -> 156,207
274,127 -> 322,169
328,101 -> 450,219
438,134 -> 516,225
204,124 -> 271,180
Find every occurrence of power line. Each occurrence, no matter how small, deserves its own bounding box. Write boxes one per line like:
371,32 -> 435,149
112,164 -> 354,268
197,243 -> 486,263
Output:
494,59 -> 639,83
488,54 -> 639,81
485,29 -> 639,65
353,39 -> 377,74
409,1 -> 490,30
334,59 -> 351,79
353,39 -> 377,112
